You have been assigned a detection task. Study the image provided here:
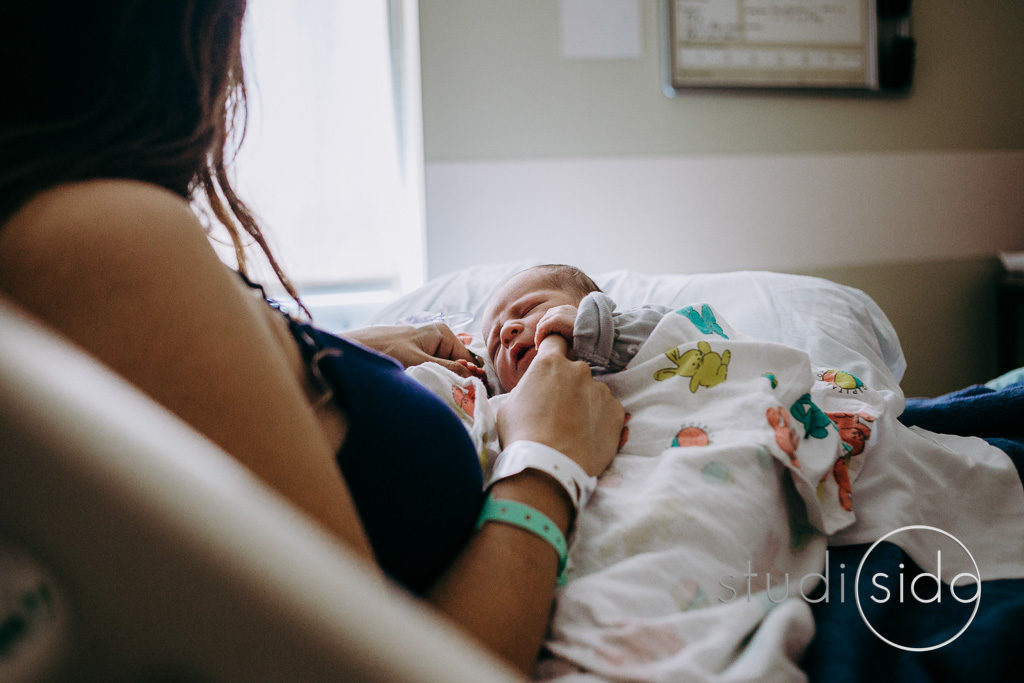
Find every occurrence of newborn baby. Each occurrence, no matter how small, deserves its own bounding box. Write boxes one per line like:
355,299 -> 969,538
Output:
483,264 -> 733,395
408,264 -> 872,680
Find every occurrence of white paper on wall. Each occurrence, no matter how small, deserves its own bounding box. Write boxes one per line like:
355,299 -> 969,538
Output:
559,0 -> 642,59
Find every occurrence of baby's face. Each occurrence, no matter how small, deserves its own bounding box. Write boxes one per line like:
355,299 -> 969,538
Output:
482,270 -> 581,392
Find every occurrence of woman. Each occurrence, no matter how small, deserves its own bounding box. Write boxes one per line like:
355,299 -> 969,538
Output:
0,0 -> 623,673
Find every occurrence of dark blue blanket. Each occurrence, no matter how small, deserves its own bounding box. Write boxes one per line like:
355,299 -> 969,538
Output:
900,382 -> 1024,482
899,382 -> 1024,439
802,382 -> 1024,682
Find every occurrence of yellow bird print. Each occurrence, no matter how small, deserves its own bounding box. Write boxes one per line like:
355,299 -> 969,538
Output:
654,341 -> 731,393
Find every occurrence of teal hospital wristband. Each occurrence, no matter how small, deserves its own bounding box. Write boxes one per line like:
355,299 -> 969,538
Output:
476,497 -> 569,586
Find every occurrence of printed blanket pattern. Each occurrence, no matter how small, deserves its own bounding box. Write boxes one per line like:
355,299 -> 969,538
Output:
410,304 -> 886,681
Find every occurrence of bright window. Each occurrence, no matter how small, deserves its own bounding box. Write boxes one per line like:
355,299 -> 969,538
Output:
232,0 -> 425,328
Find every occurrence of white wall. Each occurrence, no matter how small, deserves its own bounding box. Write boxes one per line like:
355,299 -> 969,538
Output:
426,149 -> 1024,277
419,0 -> 1024,278
420,1 -> 1024,160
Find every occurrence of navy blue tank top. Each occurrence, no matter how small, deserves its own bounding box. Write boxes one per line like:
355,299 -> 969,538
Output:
286,319 -> 484,595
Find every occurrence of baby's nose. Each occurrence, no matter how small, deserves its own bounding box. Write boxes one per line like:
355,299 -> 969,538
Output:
500,320 -> 524,346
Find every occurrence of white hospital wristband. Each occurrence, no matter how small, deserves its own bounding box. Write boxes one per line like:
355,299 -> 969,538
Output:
486,441 -> 598,512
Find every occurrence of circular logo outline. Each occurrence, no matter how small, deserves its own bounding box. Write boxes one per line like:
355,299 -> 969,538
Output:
854,524 -> 981,652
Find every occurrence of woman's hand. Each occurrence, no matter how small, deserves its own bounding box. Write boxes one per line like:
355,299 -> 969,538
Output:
346,324 -> 483,377
433,336 -> 622,672
496,335 -> 623,478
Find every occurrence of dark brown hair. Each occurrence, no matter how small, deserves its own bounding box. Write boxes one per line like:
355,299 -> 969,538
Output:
530,264 -> 602,302
0,0 -> 302,309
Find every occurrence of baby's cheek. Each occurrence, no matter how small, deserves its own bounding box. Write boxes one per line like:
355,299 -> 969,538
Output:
492,357 -> 511,392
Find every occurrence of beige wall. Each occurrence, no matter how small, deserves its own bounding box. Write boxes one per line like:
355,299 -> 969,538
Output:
417,1 -> 1024,396
420,0 -> 1024,160
798,256 -> 1003,398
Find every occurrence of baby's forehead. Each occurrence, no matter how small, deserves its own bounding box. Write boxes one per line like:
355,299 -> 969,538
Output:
484,270 -> 553,320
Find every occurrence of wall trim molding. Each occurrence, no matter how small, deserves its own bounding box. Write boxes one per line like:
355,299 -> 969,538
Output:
425,149 -> 1024,279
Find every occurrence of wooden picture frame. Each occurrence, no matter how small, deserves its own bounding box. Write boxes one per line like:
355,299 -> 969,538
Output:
664,0 -> 912,94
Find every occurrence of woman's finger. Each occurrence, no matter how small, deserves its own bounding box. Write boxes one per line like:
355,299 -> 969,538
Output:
536,333 -> 569,358
427,323 -> 479,364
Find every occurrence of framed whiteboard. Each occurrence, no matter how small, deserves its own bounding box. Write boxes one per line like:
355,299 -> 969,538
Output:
665,0 -> 885,92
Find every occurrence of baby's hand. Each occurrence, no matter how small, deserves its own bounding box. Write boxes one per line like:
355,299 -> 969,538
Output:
455,357 -> 487,380
535,305 -> 577,353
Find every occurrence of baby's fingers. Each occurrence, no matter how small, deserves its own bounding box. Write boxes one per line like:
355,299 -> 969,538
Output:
455,358 -> 487,379
535,306 -> 576,348
438,358 -> 474,378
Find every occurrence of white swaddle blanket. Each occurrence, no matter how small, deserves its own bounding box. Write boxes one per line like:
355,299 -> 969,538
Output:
407,303 -> 1024,682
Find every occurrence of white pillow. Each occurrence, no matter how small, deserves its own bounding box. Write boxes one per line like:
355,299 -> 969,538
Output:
372,261 -> 906,392
372,260 -> 536,335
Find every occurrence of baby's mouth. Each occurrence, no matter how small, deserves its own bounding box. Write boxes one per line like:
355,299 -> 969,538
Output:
512,342 -> 533,368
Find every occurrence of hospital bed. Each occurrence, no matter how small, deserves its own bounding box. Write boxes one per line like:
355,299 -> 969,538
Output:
2,262 -> 1021,681
370,261 -> 1024,681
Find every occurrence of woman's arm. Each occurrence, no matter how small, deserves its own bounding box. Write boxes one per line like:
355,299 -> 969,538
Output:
0,180 -> 377,563
428,470 -> 574,673
429,336 -> 624,672
1,182 -> 624,673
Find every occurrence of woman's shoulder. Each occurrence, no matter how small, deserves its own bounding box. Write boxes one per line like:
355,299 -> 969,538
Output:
0,179 -> 221,302
0,180 -> 378,562
3,179 -> 200,246
14,177 -> 191,208
0,177 -> 253,385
